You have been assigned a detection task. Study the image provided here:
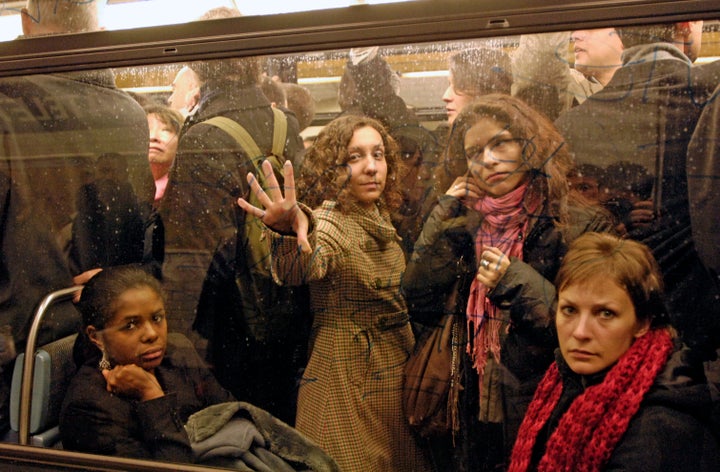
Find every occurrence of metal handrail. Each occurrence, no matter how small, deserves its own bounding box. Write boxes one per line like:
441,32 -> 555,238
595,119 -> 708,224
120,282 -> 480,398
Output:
19,286 -> 82,446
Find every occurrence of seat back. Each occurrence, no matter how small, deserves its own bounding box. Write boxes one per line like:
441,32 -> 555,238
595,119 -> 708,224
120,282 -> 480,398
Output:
9,333 -> 78,447
8,285 -> 81,447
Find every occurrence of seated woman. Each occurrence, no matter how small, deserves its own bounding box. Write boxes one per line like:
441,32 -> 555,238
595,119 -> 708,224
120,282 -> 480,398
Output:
59,265 -> 338,471
509,232 -> 719,472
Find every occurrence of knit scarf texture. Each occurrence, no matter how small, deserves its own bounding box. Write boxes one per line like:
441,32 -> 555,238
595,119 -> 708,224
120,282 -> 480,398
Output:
465,183 -> 536,393
509,328 -> 674,472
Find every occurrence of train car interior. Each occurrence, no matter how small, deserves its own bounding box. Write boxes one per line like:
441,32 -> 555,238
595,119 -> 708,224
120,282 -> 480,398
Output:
0,0 -> 718,470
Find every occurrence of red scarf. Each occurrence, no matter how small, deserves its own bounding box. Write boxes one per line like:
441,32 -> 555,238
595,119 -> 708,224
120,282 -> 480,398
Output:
509,329 -> 674,472
465,183 -> 537,391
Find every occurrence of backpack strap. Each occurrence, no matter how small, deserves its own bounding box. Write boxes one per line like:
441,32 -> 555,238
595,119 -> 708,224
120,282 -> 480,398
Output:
270,107 -> 288,158
204,110 -> 287,186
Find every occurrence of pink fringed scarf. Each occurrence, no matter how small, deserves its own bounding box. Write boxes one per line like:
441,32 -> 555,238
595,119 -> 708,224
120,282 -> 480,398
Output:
466,183 -> 538,393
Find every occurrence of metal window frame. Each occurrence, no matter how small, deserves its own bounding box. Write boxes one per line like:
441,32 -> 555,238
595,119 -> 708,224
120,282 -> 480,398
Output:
0,0 -> 719,470
0,0 -> 718,77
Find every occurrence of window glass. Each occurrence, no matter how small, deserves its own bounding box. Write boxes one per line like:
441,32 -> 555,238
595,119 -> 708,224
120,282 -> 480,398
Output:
1,7 -> 719,471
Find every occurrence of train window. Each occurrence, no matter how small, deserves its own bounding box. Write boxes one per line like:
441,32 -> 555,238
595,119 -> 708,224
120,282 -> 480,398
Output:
0,1 -> 719,470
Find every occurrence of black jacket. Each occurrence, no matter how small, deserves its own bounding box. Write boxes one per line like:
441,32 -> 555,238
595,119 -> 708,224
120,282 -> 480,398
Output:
159,81 -> 308,423
401,194 -> 614,467
0,70 -> 153,351
60,336 -> 236,462
531,345 -> 720,471
555,44 -> 720,358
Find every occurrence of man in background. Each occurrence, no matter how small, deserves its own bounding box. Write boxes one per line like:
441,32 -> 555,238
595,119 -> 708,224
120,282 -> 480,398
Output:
0,0 -> 154,434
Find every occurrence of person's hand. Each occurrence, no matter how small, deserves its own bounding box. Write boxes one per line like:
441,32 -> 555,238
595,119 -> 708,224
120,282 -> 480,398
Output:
446,174 -> 483,209
72,268 -> 103,303
237,159 -> 312,253
627,199 -> 655,229
349,46 -> 379,66
102,364 -> 164,401
476,247 -> 511,290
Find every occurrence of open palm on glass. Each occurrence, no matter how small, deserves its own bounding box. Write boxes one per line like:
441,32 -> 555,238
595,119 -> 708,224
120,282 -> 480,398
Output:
236,159 -> 312,253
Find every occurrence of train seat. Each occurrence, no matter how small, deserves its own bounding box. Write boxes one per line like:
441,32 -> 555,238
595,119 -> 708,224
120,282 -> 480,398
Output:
7,334 -> 78,448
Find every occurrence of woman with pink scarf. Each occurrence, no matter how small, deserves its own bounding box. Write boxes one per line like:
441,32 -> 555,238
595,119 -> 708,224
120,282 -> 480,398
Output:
402,94 -> 614,471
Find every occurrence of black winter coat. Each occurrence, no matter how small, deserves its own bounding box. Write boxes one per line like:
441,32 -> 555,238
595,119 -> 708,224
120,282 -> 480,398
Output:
402,194 -> 614,469
60,335 -> 236,462
531,344 -> 720,471
159,82 -> 308,424
555,43 -> 720,358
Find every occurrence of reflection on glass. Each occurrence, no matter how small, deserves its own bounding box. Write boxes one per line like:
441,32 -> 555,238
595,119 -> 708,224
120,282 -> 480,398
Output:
0,10 -> 719,472
0,0 -> 420,41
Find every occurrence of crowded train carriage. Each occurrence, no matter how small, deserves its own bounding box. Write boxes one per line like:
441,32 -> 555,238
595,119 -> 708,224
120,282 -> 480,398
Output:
0,0 -> 719,470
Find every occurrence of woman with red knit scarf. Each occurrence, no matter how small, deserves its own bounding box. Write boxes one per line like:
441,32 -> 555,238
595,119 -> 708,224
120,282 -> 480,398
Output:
509,232 -> 719,472
402,94 -> 614,471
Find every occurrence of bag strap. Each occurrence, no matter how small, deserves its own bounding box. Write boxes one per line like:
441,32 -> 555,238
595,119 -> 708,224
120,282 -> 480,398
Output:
203,108 -> 287,178
270,107 -> 288,158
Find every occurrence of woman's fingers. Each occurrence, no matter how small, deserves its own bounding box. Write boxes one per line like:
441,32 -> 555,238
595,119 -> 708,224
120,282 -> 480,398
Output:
478,247 -> 510,282
246,171 -> 273,209
282,160 -> 297,204
261,159 -> 283,201
294,208 -> 312,253
237,197 -> 266,219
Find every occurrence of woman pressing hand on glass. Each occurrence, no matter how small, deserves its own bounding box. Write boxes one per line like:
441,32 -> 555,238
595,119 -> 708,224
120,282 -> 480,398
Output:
238,115 -> 432,472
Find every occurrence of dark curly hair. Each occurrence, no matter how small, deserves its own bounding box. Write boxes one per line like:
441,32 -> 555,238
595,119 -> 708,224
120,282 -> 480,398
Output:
298,115 -> 404,212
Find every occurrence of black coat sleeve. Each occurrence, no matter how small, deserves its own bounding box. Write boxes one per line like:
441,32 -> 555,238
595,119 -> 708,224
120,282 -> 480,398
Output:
60,366 -> 194,463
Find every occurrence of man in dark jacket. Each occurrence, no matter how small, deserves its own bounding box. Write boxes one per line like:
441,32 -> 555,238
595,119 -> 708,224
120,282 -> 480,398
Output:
160,57 -> 308,425
555,23 -> 720,360
0,0 -> 154,435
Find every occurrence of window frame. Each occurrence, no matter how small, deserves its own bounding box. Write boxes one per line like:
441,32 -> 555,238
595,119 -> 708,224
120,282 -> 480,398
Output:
0,0 -> 716,77
0,0 -> 718,470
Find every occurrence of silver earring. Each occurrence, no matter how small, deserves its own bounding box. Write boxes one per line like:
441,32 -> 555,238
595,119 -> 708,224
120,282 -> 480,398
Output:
99,351 -> 111,371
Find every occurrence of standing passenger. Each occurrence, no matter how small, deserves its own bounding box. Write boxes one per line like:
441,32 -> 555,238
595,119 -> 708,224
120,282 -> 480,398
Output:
340,47 -> 441,258
512,28 -> 624,115
145,105 -> 183,204
237,115 -> 433,472
167,65 -> 201,119
159,54 -> 307,425
554,22 -> 720,361
436,48 -> 513,193
402,95 -> 614,470
281,82 -> 317,132
0,0 -> 154,433
509,232 -> 719,472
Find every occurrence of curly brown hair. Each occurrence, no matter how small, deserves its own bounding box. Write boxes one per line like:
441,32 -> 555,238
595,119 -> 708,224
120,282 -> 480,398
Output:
445,94 -> 573,225
298,115 -> 404,212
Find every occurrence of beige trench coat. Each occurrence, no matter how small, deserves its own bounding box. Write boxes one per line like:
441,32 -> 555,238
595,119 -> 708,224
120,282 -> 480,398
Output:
269,201 -> 431,472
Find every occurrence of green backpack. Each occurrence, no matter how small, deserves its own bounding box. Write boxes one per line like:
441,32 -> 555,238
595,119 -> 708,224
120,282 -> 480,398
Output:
204,108 -> 287,279
204,109 -> 298,342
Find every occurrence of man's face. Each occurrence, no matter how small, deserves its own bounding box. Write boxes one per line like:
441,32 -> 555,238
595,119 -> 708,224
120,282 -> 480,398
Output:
168,66 -> 200,115
571,28 -> 624,79
678,21 -> 703,62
